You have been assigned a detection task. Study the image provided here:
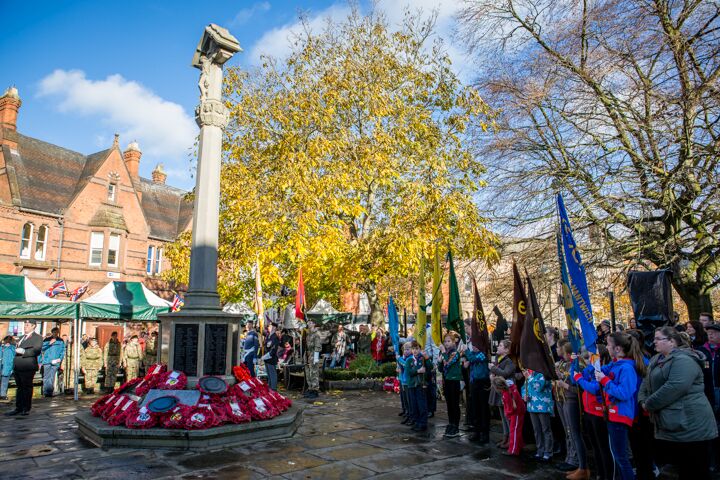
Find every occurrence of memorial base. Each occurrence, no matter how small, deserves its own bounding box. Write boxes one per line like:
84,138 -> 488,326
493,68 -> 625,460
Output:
75,404 -> 303,450
158,310 -> 246,386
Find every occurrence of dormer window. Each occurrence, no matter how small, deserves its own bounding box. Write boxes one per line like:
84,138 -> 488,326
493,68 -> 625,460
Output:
107,183 -> 117,202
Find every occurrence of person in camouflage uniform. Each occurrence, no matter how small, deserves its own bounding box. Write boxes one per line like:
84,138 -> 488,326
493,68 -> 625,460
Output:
144,331 -> 158,367
80,338 -> 103,394
103,332 -> 122,392
122,335 -> 144,381
304,320 -> 323,399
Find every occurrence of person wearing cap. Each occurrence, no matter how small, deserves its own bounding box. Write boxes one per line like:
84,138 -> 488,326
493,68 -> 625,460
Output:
5,320 -> 42,416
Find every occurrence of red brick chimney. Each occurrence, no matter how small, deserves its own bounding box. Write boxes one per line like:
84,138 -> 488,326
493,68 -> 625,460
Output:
123,140 -> 141,183
151,163 -> 167,184
0,86 -> 21,131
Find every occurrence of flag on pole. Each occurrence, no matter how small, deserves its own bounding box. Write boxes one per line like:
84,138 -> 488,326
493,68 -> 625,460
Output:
415,255 -> 427,348
557,194 -> 598,353
295,268 -> 306,320
46,280 -> 67,298
171,293 -> 185,312
470,278 -> 491,355
492,305 -> 508,342
253,257 -> 264,331
430,244 -> 443,346
509,261 -> 527,361
446,249 -> 465,341
70,282 -> 89,302
520,272 -> 557,379
557,232 -> 582,353
388,295 -> 400,355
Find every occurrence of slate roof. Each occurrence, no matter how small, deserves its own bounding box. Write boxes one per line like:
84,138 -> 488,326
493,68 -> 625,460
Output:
1,131 -> 190,241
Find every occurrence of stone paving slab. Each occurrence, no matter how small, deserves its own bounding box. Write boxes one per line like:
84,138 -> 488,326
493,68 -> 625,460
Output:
0,390 -> 697,479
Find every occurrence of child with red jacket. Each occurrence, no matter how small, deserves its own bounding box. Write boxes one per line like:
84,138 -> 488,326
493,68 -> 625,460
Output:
493,376 -> 525,456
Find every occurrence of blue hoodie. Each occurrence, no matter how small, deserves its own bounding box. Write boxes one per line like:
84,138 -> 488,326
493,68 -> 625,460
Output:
574,358 -> 639,426
0,344 -> 15,376
397,352 -> 412,386
40,337 -> 65,366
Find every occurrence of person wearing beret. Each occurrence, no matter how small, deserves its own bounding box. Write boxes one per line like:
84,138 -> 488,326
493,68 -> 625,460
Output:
5,320 -> 43,416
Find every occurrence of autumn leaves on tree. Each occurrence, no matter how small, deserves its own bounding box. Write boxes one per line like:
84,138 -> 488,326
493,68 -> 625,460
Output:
164,8 -> 498,319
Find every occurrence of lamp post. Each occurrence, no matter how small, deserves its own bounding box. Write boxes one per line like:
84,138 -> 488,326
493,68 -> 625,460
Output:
608,289 -> 617,332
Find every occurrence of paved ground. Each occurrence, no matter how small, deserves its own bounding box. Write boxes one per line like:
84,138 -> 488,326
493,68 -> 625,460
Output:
0,387 -> 689,480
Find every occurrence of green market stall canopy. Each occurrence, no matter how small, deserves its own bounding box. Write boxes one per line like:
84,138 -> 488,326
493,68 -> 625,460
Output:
306,299 -> 352,325
80,281 -> 171,320
0,274 -> 77,319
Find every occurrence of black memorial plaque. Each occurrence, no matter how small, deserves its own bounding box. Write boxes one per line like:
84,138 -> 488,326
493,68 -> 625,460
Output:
173,323 -> 199,376
204,324 -> 228,375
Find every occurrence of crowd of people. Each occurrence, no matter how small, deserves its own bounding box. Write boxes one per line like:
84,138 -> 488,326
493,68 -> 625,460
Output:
0,322 -> 160,417
393,312 -> 720,480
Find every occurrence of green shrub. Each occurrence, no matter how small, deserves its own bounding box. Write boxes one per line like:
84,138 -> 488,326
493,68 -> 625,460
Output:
322,356 -> 397,381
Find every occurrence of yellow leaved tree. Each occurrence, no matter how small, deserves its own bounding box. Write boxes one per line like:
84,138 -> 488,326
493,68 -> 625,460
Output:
166,7 -> 499,323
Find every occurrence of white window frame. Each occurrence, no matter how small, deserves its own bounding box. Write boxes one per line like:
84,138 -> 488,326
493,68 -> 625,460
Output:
107,234 -> 120,267
89,232 -> 104,266
107,183 -> 117,202
146,246 -> 155,275
19,223 -> 33,259
154,247 -> 162,275
34,225 -> 48,261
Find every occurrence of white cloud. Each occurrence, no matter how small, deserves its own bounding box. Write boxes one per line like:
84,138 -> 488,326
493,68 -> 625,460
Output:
231,1 -> 271,27
246,0 -> 472,80
37,69 -> 197,179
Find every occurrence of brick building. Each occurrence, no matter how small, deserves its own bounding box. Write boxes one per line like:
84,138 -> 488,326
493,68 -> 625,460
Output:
0,86 -> 192,339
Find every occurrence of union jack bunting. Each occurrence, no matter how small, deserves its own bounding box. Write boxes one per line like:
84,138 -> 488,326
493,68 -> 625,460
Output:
171,293 -> 185,312
70,282 -> 89,302
46,280 -> 67,298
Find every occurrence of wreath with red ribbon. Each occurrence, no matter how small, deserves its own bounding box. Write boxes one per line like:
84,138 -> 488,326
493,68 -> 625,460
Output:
107,397 -> 138,426
222,399 -> 252,424
116,377 -> 144,395
101,394 -> 131,421
156,370 -> 188,390
245,393 -> 280,420
185,405 -> 219,429
124,404 -> 158,429
161,405 -> 192,429
91,393 -> 117,417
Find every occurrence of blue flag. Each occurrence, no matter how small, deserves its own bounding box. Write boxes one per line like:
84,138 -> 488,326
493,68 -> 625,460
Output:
557,233 -> 582,353
388,295 -> 400,355
557,194 -> 598,353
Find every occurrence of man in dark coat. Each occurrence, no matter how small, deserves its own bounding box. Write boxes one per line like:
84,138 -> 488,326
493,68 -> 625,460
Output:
6,320 -> 43,416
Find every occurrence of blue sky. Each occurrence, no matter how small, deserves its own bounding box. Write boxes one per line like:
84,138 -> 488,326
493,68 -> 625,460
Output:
0,0 -> 466,190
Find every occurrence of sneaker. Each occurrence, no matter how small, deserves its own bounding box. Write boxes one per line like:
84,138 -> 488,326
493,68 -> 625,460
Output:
445,426 -> 460,438
541,454 -> 552,463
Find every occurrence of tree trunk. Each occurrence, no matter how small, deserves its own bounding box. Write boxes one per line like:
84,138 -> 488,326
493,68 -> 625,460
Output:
364,282 -> 385,328
672,280 -> 713,321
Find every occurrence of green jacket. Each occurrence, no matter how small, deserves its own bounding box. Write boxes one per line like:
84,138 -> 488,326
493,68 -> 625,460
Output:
442,350 -> 462,381
639,348 -> 718,443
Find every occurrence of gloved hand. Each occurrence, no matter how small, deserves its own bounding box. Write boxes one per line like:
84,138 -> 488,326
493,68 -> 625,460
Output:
51,359 -> 61,365
15,347 -> 25,355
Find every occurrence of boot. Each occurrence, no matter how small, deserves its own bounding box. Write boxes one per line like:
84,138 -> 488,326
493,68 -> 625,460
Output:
566,468 -> 591,480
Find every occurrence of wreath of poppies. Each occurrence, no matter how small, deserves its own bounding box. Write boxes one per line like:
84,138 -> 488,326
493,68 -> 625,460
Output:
232,364 -> 253,382
222,399 -> 252,424
185,404 -> 219,429
116,377 -> 144,395
156,370 -> 188,390
124,405 -> 158,429
107,397 -> 138,426
161,405 -> 192,429
146,363 -> 167,376
90,393 -> 117,417
101,394 -> 131,421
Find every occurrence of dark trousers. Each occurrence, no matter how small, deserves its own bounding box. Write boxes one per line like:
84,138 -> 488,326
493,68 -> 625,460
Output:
426,380 -> 437,414
469,378 -> 490,435
657,439 -> 712,480
584,414 -> 613,480
462,367 -> 472,425
444,379 -> 461,427
607,422 -> 634,480
629,414 -> 655,480
14,369 -> 36,413
400,385 -> 409,415
410,386 -> 427,427
244,353 -> 256,378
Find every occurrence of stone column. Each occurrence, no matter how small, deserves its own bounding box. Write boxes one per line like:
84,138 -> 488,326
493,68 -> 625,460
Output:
185,25 -> 241,311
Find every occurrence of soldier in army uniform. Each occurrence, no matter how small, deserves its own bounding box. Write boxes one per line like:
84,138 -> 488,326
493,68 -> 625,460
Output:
122,335 -> 144,381
103,332 -> 122,392
304,320 -> 323,399
80,338 -> 103,394
144,331 -> 158,367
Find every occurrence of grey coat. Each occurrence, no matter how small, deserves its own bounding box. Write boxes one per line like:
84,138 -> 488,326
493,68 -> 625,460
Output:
639,348 -> 718,443
489,355 -> 521,406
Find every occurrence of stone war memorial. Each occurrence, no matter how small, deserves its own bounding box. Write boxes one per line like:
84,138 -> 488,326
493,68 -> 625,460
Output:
74,24 -> 302,450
